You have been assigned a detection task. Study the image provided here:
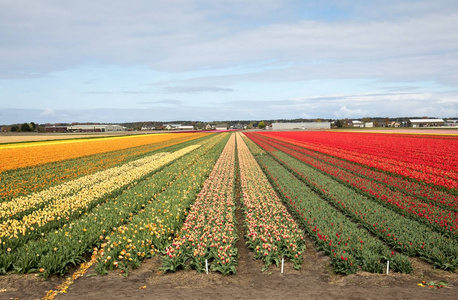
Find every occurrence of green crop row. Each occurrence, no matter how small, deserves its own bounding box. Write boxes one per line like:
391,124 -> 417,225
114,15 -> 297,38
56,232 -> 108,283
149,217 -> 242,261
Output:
0,133 -> 228,278
0,133 -> 211,202
162,133 -> 238,275
270,150 -> 458,271
94,133 -> 230,276
237,133 -> 305,270
257,154 -> 412,274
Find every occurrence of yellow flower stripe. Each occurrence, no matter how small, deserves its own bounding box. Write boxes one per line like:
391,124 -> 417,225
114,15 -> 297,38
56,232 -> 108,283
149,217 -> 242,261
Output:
0,132 -> 207,172
0,133 -> 207,200
0,145 -> 200,243
0,134 -> 165,150
0,152 -> 172,219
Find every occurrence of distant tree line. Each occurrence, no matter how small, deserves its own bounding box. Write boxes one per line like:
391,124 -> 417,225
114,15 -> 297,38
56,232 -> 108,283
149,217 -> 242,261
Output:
10,122 -> 39,132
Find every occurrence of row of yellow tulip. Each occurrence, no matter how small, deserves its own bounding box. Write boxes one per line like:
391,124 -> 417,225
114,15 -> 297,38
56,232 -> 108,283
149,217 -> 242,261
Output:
0,132 -> 207,173
0,152 -> 172,220
94,134 -> 230,276
0,145 -> 200,250
1,134 -> 228,277
0,133 -> 209,200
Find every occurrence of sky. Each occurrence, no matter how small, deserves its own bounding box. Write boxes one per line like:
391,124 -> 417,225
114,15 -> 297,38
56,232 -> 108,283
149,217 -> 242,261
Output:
1,0 -> 458,124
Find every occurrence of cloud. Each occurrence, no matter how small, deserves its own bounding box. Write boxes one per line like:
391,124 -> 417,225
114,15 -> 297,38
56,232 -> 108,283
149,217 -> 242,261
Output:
84,91 -> 114,95
138,100 -> 183,105
1,1 -> 458,123
40,107 -> 56,117
1,89 -> 456,125
163,86 -> 234,94
1,1 -> 457,77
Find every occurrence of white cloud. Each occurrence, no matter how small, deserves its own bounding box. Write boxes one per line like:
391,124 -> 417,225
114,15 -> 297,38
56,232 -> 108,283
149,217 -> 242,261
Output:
40,107 -> 56,117
164,86 -> 234,93
1,1 -> 458,123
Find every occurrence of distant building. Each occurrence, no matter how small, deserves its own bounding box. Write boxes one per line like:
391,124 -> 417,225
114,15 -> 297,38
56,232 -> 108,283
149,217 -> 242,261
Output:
44,124 -> 126,133
67,125 -> 126,132
351,120 -> 364,128
444,120 -> 458,126
176,125 -> 194,130
365,122 -> 374,128
408,119 -> 444,127
141,126 -> 155,130
45,126 -> 68,133
215,123 -> 228,130
164,124 -> 194,130
165,124 -> 182,130
271,122 -> 331,130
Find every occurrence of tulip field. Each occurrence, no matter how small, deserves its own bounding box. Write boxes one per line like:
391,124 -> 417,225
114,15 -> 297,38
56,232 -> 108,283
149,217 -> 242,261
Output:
0,129 -> 457,285
244,131 -> 458,272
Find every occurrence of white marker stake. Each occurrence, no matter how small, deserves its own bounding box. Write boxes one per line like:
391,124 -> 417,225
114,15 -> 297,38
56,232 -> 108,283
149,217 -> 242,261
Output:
205,259 -> 208,274
281,257 -> 284,274
386,261 -> 390,275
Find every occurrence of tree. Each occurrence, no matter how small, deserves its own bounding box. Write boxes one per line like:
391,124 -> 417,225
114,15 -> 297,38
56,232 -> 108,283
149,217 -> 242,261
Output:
20,123 -> 32,132
383,118 -> 390,127
258,121 -> 265,129
11,125 -> 18,132
334,119 -> 344,128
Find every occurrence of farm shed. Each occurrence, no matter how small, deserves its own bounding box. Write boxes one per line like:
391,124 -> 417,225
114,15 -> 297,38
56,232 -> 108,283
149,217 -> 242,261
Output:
45,126 -> 68,133
216,123 -> 228,130
408,119 -> 444,127
67,125 -> 126,132
271,122 -> 331,130
165,124 -> 181,130
444,120 -> 458,126
176,125 -> 195,130
351,120 -> 364,127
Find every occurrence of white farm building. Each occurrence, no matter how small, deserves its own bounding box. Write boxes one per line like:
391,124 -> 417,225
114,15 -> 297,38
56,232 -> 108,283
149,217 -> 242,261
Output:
164,124 -> 195,130
215,124 -> 229,130
67,125 -> 126,132
45,124 -> 126,133
409,119 -> 444,127
271,122 -> 331,130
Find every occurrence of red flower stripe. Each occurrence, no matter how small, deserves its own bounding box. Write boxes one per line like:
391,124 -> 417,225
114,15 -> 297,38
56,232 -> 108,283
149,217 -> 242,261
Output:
255,134 -> 458,211
256,131 -> 458,189
246,135 -> 457,270
256,153 -> 411,274
246,133 -> 458,235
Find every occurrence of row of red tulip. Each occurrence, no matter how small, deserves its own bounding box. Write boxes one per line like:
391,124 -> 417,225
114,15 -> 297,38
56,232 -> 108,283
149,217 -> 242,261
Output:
245,133 -> 457,271
257,131 -> 458,190
255,134 -> 458,211
248,134 -> 458,235
256,152 -> 412,274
